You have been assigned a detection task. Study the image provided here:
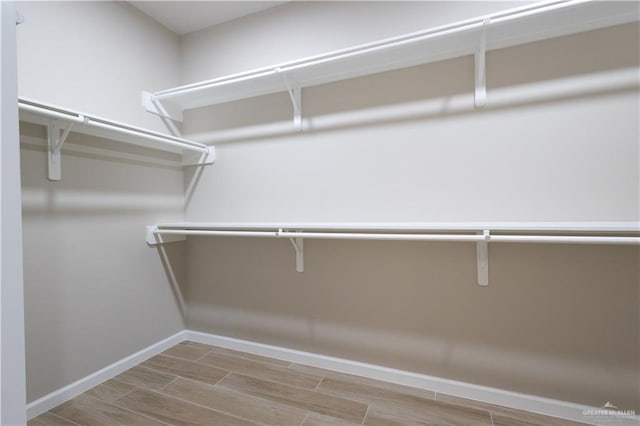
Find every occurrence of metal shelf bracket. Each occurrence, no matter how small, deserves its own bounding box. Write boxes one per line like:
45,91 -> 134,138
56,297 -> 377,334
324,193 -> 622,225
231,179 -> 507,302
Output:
47,118 -> 80,181
286,229 -> 304,272
474,18 -> 489,108
182,146 -> 217,167
476,229 -> 490,286
142,91 -> 184,123
278,69 -> 302,131
146,226 -> 186,245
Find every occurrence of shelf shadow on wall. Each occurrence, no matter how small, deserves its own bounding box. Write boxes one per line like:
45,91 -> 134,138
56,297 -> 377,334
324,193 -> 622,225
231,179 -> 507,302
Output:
20,127 -> 185,217
182,23 -> 639,145
184,236 -> 640,411
156,243 -> 187,322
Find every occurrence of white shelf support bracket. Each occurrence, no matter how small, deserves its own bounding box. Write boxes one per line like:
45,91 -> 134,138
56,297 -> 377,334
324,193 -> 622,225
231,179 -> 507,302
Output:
182,145 -> 217,167
142,91 -> 184,123
286,229 -> 304,272
145,226 -> 187,246
476,229 -> 490,286
279,70 -> 302,131
474,18 -> 489,108
47,118 -> 76,181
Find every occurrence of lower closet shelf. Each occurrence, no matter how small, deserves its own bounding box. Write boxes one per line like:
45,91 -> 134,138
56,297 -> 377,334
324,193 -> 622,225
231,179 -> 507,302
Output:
144,222 -> 640,286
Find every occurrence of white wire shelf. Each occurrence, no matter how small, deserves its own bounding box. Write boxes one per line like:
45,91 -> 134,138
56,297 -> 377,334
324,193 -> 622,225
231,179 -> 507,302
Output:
19,97 -> 216,181
146,222 -> 640,286
143,0 -> 639,125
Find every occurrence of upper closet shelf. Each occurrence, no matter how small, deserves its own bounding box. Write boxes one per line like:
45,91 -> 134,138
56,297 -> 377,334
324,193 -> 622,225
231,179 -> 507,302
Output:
149,221 -> 640,233
143,0 -> 639,126
19,98 -> 216,181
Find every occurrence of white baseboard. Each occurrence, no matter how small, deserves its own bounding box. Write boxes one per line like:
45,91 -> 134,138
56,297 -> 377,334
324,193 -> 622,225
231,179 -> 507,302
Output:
27,329 -> 638,426
185,330 -> 638,426
26,330 -> 186,420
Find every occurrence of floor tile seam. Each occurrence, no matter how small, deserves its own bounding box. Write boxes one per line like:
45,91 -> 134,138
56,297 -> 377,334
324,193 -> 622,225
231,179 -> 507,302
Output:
157,353 -> 303,381
317,378 -> 438,402
89,379 -> 132,398
312,383 -> 432,412
320,375 -> 437,402
237,356 -> 296,369
299,412 -> 310,426
287,363 -> 332,377
134,361 -> 231,387
121,365 -> 181,389
365,398 -> 495,423
76,392 -> 174,426
160,352 -> 213,364
100,382 -> 139,403
216,370 -> 233,385
187,342 -> 295,368
155,353 -> 230,372
224,369 -> 478,422
211,351 -> 462,403
42,410 -> 82,426
215,376 -> 367,424
282,385 -> 369,419
435,392 -> 514,414
139,386 -> 260,425
110,383 -> 140,402
194,360 -> 323,390
204,348 -> 296,368
194,349 -> 214,362
361,404 -> 371,425
218,371 -> 368,408
211,362 -> 321,385
156,377 -> 179,393
165,372 -> 300,410
197,354 -> 324,384
491,411 -> 572,426
430,393 -> 499,420
420,392 -> 496,414
208,378 -> 318,420
105,377 -> 138,391
131,365 -> 229,391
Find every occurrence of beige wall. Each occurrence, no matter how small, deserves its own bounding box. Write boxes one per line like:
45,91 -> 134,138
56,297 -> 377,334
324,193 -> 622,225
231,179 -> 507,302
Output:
184,23 -> 639,222
17,2 -> 186,402
16,1 -> 180,132
180,1 -> 529,83
181,1 -> 640,412
20,125 -> 187,403
186,237 -> 639,411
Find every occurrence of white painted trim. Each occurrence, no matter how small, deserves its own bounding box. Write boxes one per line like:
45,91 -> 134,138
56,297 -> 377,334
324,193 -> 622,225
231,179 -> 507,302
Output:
26,330 -> 186,420
1,2 -> 27,424
185,330 -> 639,426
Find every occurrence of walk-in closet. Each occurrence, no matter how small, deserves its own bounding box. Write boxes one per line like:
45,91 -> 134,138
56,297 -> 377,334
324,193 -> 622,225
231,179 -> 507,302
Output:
1,1 -> 638,425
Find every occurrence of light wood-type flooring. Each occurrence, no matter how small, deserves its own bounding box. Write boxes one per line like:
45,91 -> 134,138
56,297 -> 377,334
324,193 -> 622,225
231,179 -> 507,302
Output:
29,341 -> 586,426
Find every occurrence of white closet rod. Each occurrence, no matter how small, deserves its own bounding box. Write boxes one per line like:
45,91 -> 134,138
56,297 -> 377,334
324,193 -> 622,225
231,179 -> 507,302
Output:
18,101 -> 209,153
148,226 -> 638,283
153,229 -> 640,245
152,0 -> 585,100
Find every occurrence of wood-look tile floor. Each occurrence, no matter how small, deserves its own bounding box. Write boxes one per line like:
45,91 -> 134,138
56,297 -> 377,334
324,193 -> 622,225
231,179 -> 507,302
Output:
29,341 -> 587,426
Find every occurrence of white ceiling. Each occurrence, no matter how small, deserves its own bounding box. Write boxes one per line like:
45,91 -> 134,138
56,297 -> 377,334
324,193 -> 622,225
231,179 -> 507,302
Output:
129,1 -> 287,35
